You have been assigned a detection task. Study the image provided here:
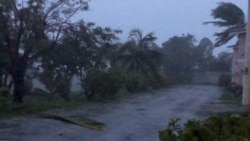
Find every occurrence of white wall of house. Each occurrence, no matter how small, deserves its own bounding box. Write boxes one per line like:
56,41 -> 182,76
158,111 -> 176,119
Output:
31,75 -> 82,93
192,71 -> 221,85
231,33 -> 246,86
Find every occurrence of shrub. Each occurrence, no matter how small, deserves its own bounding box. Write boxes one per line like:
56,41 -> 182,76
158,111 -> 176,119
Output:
218,73 -> 231,87
167,72 -> 193,85
23,79 -> 33,96
125,72 -> 150,93
159,115 -> 250,141
0,87 -> 10,111
84,69 -> 125,101
84,68 -> 172,100
227,83 -> 242,98
124,72 -> 172,93
149,73 -> 172,89
39,71 -> 72,101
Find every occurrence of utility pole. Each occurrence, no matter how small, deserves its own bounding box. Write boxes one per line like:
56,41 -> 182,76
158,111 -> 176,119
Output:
242,0 -> 250,105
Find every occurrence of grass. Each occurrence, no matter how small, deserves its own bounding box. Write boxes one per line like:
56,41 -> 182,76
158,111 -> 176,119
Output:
0,86 -> 166,119
219,88 -> 241,105
0,88 -> 134,119
0,93 -> 87,119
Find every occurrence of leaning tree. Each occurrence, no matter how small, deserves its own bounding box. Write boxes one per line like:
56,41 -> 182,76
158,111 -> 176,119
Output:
0,0 -> 89,104
37,21 -> 121,101
117,29 -> 162,77
204,2 -> 246,47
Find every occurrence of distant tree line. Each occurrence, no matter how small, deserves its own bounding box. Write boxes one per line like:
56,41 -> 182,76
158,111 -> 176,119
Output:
0,0 -> 232,104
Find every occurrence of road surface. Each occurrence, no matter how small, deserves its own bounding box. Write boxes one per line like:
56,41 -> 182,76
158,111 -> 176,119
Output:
0,85 -> 245,141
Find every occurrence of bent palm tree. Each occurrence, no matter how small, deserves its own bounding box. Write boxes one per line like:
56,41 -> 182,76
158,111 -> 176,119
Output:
204,2 -> 246,47
117,29 -> 162,76
128,29 -> 157,49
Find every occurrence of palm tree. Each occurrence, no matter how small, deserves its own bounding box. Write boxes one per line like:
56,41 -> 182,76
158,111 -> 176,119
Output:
117,29 -> 162,76
128,29 -> 157,49
204,2 -> 246,47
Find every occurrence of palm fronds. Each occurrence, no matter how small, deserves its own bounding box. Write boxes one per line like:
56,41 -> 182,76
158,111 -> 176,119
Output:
204,2 -> 246,47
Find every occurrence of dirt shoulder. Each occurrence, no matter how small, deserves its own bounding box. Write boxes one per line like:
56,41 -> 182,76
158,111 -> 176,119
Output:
0,85 -> 246,141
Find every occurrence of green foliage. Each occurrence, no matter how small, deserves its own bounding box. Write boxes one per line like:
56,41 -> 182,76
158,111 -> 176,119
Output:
218,73 -> 231,87
84,69 -> 125,101
208,2 -> 245,27
59,21 -> 121,77
159,115 -> 250,141
210,52 -> 232,72
37,21 -> 121,101
124,72 -> 150,93
0,92 -> 86,119
38,70 -> 72,101
220,88 -> 241,104
0,0 -> 89,103
116,29 -> 162,79
23,76 -> 34,96
158,74 -> 172,88
204,2 -> 245,47
146,72 -> 172,89
195,38 -> 214,71
83,67 -> 170,100
0,87 -> 10,111
227,83 -> 242,98
162,34 -> 197,84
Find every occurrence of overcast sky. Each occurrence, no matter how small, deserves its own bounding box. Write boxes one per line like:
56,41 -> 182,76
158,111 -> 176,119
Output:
75,0 -> 247,55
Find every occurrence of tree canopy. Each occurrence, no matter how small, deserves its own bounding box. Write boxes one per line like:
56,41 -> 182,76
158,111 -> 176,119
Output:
0,0 -> 230,104
116,29 -> 162,77
204,2 -> 246,47
0,0 -> 89,103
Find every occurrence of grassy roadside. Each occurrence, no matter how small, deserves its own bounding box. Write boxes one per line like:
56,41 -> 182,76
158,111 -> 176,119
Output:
219,88 -> 241,105
0,88 -> 134,119
0,93 -> 87,119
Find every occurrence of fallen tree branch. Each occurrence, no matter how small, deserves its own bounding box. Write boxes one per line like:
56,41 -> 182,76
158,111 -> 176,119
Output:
37,113 -> 105,131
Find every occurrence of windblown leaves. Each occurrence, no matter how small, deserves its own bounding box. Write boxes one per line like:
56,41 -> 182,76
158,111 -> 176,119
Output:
204,2 -> 246,47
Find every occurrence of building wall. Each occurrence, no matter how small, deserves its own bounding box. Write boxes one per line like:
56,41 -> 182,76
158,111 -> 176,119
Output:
192,71 -> 221,85
31,75 -> 82,93
231,34 -> 246,86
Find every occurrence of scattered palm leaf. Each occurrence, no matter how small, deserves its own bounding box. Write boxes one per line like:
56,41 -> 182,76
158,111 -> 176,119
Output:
37,113 -> 105,130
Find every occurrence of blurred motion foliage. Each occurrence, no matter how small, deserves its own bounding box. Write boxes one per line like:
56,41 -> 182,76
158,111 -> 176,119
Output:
0,0 -> 233,107
0,0 -> 89,104
159,115 -> 250,141
84,68 -> 125,100
0,87 -> 10,111
218,73 -> 232,87
83,67 -> 170,101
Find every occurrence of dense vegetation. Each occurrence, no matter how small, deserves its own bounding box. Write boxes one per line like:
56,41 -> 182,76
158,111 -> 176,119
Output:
159,2 -> 247,141
159,114 -> 250,141
0,1 -> 232,112
0,1 -> 248,140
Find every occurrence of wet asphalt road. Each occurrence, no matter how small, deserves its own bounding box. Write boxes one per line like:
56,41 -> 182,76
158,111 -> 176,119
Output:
0,85 -> 245,141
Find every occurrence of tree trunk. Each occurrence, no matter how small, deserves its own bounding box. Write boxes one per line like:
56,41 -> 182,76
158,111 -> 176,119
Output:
13,78 -> 24,104
0,75 -> 2,87
4,74 -> 9,88
12,63 -> 27,104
